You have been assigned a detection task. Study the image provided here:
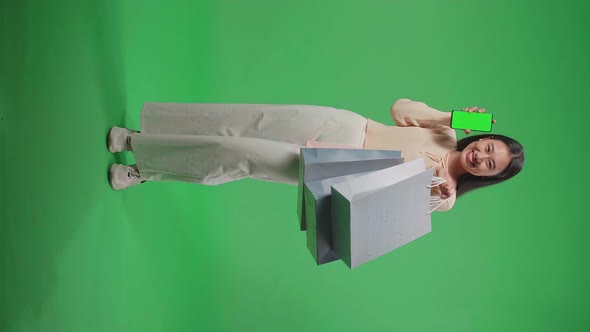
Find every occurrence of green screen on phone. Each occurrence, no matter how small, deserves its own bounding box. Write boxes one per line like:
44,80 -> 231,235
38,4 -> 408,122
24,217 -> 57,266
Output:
451,110 -> 493,132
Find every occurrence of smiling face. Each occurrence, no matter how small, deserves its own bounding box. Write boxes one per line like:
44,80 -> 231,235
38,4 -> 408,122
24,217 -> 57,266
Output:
460,138 -> 512,177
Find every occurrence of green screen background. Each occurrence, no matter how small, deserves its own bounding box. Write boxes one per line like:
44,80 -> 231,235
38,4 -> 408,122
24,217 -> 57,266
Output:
1,0 -> 588,331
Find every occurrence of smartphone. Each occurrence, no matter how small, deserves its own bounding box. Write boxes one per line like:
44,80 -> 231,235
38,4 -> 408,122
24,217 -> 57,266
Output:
450,110 -> 493,132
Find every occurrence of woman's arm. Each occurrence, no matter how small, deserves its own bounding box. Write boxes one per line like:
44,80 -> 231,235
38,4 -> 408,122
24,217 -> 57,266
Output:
390,98 -> 452,128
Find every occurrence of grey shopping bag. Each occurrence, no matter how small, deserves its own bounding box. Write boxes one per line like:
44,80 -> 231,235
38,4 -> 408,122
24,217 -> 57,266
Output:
303,171 -> 375,266
297,147 -> 403,231
331,159 -> 435,269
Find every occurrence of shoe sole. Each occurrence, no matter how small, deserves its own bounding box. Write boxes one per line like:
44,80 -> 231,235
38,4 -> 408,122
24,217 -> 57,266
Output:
107,127 -> 118,153
109,164 -> 123,190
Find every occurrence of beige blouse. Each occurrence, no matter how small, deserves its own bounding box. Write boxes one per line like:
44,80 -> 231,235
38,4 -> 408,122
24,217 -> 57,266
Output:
363,98 -> 458,212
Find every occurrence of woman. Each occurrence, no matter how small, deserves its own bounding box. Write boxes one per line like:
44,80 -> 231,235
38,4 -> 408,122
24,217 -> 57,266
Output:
106,98 -> 525,211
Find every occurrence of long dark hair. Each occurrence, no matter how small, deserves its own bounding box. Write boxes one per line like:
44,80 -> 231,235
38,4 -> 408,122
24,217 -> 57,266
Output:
454,134 -> 525,197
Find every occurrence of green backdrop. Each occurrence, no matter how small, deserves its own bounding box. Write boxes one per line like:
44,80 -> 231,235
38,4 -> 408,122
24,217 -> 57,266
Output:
1,0 -> 588,331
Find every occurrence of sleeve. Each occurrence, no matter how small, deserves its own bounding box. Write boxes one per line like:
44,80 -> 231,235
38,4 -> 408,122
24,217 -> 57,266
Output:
390,98 -> 452,128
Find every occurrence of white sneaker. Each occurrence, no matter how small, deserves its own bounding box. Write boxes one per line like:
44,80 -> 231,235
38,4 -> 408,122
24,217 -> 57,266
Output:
107,126 -> 138,153
109,164 -> 145,190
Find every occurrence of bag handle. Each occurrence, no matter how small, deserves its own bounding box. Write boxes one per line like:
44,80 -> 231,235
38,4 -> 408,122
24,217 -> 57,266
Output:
426,176 -> 449,214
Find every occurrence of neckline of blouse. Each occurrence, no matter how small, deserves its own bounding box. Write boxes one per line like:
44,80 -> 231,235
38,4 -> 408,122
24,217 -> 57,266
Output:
419,150 -> 451,170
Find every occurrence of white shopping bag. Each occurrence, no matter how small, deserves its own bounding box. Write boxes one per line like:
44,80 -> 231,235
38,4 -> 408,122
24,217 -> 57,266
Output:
330,159 -> 436,269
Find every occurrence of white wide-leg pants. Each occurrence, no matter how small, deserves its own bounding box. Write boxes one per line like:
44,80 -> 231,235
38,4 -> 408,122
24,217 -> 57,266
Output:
130,103 -> 368,186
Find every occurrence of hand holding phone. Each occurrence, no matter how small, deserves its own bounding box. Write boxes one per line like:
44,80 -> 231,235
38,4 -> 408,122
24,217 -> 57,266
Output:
450,106 -> 496,134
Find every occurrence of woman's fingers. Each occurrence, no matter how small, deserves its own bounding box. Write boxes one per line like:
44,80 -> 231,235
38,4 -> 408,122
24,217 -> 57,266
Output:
441,185 -> 455,199
436,172 -> 455,199
464,129 -> 471,135
462,106 -> 483,113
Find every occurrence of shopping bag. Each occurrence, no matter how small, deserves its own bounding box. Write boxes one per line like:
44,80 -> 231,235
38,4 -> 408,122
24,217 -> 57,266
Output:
303,171 -> 375,265
297,147 -> 403,231
330,159 -> 435,269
